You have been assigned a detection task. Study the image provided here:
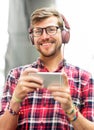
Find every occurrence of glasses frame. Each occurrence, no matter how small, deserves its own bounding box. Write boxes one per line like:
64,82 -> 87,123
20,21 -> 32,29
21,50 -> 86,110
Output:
30,26 -> 63,37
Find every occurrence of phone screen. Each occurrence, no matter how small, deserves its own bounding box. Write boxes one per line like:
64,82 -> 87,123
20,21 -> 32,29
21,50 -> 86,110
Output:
32,72 -> 63,87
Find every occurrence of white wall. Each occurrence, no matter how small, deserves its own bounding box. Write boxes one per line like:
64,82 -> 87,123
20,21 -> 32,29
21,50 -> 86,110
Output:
55,0 -> 94,75
0,0 -> 9,97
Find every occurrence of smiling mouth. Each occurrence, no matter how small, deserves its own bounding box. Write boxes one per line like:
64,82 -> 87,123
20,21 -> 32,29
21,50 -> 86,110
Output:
40,41 -> 55,46
37,38 -> 55,46
40,43 -> 51,46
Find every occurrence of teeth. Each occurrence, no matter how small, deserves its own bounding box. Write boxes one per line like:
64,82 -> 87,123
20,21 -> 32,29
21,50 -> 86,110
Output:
42,43 -> 50,46
43,44 -> 48,46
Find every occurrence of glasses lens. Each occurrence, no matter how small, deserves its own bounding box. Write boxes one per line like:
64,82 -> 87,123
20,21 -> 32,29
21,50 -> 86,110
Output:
33,28 -> 42,37
46,26 -> 58,35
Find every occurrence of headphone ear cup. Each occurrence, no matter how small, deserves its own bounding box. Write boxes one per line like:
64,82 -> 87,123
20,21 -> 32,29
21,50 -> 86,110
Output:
62,29 -> 70,43
29,32 -> 34,45
28,28 -> 34,45
61,14 -> 70,44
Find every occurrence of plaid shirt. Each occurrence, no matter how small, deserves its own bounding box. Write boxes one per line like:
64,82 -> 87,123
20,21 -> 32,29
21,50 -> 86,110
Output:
0,59 -> 94,130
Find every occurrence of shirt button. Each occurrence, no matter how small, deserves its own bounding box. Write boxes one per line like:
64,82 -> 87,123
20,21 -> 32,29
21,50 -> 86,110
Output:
40,120 -> 44,127
40,122 -> 44,125
43,102 -> 46,106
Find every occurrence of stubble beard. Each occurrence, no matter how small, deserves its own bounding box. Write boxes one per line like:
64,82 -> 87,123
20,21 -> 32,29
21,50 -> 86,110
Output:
36,37 -> 62,57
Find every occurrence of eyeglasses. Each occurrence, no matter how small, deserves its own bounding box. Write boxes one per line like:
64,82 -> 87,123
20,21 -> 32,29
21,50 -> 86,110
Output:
31,26 -> 61,37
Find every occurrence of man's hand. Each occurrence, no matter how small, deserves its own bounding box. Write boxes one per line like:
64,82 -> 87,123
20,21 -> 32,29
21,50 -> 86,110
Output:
47,72 -> 73,113
12,68 -> 43,102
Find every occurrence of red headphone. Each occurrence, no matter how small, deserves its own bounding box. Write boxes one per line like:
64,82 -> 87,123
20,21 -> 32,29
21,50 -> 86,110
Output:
29,14 -> 70,44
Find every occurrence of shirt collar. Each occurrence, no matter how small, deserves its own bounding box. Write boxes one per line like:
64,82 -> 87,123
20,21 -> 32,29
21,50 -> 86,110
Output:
36,58 -> 66,72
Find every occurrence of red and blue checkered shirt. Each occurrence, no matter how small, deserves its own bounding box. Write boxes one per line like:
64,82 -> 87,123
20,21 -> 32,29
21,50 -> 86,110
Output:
0,59 -> 94,130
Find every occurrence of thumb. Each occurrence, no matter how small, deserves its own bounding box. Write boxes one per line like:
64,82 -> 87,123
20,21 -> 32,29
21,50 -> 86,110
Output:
62,72 -> 69,88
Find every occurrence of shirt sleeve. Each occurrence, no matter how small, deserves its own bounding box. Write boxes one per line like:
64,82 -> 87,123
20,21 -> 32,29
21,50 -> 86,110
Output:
80,72 -> 94,122
0,68 -> 19,115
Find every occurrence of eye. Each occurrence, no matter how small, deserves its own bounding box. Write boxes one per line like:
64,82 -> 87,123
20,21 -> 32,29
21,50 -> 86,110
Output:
48,26 -> 56,32
33,28 -> 42,36
47,26 -> 57,35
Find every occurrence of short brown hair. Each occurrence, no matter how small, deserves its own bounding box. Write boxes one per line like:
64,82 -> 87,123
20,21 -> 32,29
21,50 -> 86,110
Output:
30,7 -> 63,28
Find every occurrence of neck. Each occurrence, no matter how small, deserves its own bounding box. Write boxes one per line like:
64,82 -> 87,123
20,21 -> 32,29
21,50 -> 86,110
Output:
40,52 -> 64,72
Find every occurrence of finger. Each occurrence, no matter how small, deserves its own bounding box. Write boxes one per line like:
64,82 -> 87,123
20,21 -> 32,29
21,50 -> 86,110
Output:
20,80 -> 43,89
21,67 -> 38,76
47,86 -> 70,94
18,76 -> 43,91
52,91 -> 70,98
16,80 -> 43,97
19,75 -> 43,85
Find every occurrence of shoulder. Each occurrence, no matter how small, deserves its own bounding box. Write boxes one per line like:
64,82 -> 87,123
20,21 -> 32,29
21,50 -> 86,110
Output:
6,62 -> 37,80
65,62 -> 93,81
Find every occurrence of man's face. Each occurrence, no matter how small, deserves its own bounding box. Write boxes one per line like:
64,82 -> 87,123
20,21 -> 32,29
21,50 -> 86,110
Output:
33,16 -> 62,57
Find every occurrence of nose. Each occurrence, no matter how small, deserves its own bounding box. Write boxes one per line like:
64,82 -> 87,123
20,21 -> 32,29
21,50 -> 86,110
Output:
41,29 -> 49,39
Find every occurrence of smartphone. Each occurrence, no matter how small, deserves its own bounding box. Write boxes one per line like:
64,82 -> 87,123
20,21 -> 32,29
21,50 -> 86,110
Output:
32,72 -> 63,88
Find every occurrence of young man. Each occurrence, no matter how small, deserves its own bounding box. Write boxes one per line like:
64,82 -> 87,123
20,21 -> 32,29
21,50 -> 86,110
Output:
0,7 -> 94,130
